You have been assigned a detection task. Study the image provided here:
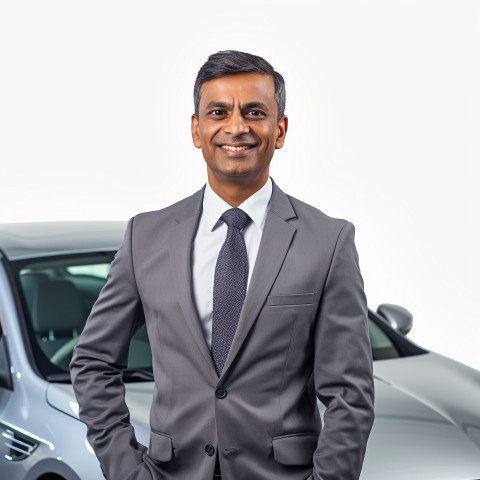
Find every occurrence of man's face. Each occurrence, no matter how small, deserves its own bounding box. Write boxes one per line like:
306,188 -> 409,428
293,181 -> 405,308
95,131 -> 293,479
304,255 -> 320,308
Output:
191,73 -> 287,187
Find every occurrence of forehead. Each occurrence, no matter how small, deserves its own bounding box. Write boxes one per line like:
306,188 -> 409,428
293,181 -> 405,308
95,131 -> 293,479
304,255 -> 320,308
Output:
199,73 -> 276,107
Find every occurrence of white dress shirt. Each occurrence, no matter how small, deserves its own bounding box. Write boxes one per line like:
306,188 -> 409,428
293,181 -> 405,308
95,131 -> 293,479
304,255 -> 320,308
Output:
192,177 -> 272,349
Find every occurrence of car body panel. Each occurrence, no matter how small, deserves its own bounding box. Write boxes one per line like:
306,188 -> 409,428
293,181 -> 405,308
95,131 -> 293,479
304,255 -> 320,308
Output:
46,382 -> 153,448
373,351 -> 480,450
363,361 -> 480,478
0,366 -> 102,480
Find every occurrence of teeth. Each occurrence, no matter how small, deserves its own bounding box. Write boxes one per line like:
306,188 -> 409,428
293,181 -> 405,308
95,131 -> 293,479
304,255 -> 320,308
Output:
221,145 -> 252,151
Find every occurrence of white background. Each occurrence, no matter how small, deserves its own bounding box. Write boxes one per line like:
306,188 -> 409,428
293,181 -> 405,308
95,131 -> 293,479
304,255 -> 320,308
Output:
1,0 -> 479,369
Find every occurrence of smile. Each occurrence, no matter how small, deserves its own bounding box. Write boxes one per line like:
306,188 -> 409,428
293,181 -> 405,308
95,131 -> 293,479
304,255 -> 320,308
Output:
220,145 -> 254,151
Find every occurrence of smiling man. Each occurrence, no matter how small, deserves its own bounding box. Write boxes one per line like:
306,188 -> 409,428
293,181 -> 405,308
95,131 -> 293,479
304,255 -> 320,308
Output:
70,50 -> 375,480
191,71 -> 287,206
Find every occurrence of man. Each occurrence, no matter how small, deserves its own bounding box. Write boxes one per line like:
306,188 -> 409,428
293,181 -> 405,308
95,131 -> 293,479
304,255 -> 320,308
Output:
70,50 -> 375,480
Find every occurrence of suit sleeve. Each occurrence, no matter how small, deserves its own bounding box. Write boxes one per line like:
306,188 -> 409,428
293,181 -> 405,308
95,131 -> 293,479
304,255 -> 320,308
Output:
312,221 -> 375,479
70,216 -> 151,480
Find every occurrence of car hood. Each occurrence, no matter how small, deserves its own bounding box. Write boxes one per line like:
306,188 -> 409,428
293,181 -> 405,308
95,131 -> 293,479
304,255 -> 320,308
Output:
46,381 -> 155,447
364,351 -> 480,479
46,353 -> 480,479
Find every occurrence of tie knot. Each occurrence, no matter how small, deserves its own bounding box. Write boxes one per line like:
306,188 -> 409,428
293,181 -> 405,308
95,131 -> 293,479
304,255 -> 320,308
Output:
220,208 -> 249,231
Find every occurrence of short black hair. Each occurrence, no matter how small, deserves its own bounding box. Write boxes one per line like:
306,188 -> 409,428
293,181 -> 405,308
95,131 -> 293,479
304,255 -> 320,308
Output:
194,50 -> 286,122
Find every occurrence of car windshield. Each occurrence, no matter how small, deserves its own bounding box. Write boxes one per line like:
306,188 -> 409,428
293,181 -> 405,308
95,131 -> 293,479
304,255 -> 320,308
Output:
13,253 -> 152,380
12,252 -> 400,381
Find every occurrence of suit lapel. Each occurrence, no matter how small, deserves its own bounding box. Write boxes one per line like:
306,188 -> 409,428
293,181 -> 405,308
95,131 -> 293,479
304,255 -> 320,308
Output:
168,187 -> 218,379
220,181 -> 297,379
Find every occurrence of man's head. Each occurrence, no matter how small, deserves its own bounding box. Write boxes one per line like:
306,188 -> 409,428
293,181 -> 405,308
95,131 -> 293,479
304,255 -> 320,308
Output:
191,51 -> 288,201
194,50 -> 286,122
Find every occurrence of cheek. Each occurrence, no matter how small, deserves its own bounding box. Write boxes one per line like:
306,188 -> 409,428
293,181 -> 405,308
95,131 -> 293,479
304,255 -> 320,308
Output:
201,126 -> 221,145
262,136 -> 276,153
260,126 -> 278,147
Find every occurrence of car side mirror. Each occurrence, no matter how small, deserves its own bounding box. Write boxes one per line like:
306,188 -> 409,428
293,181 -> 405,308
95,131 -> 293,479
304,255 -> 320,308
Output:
376,303 -> 413,336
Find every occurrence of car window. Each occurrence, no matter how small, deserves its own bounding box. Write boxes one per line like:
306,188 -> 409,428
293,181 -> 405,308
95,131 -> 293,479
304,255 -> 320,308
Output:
66,264 -> 111,278
0,303 -> 13,390
14,253 -> 151,377
369,319 -> 400,360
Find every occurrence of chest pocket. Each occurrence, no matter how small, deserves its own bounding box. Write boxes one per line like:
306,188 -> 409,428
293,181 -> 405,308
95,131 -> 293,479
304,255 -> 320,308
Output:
266,293 -> 314,307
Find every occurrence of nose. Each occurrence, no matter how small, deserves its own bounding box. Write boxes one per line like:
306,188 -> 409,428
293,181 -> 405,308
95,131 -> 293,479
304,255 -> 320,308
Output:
224,110 -> 249,136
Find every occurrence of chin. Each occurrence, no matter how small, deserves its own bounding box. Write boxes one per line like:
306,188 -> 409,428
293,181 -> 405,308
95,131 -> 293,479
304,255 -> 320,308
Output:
211,164 -> 254,179
220,170 -> 252,179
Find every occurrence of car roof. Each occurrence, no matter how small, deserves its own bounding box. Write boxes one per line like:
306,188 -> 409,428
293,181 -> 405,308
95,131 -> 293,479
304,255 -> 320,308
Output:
0,222 -> 127,261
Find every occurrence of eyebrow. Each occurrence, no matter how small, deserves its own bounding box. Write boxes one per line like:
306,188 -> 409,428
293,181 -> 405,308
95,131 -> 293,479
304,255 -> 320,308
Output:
244,102 -> 270,112
205,101 -> 270,112
205,101 -> 231,110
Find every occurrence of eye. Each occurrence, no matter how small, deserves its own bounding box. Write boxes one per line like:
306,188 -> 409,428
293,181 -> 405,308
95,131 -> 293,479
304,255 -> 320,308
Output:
209,109 -> 226,116
247,110 -> 266,117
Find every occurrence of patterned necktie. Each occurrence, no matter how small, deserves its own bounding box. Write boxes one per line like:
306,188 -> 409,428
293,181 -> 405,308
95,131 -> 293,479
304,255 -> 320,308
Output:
211,208 -> 249,375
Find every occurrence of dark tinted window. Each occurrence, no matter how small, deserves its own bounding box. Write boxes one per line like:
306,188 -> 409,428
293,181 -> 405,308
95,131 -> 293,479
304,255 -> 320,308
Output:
369,319 -> 400,360
14,253 -> 151,376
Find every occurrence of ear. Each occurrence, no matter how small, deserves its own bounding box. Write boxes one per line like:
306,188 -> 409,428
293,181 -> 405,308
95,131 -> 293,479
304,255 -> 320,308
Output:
275,115 -> 288,149
191,114 -> 202,148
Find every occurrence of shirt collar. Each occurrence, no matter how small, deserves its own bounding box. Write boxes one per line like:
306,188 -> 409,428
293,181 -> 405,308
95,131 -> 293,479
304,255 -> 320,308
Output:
203,177 -> 273,232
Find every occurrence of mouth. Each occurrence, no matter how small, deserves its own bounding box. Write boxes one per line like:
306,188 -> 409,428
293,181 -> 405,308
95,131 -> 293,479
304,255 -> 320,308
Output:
219,144 -> 255,152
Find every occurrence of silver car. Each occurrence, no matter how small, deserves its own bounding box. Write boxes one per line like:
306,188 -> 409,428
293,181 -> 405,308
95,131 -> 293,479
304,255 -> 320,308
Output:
0,222 -> 479,480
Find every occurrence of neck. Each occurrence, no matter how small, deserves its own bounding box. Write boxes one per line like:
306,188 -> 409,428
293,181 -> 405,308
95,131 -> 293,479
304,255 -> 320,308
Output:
208,170 -> 268,208
207,173 -> 269,207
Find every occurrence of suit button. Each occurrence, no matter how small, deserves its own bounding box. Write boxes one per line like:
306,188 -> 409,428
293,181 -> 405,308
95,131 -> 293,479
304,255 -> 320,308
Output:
215,387 -> 227,399
205,444 -> 215,456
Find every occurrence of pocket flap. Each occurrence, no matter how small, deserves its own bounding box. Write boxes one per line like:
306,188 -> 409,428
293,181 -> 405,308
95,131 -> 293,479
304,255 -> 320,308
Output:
148,431 -> 173,462
266,293 -> 314,306
272,433 -> 318,465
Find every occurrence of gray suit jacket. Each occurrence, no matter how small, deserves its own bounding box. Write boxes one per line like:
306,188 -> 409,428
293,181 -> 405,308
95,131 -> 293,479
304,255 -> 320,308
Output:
70,180 -> 375,480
